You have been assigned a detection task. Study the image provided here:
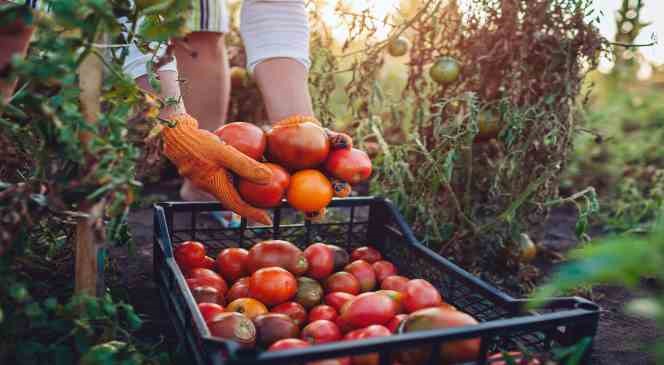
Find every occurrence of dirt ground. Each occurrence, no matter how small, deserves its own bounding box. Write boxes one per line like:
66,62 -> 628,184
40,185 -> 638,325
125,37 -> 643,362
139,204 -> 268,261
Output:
111,181 -> 660,364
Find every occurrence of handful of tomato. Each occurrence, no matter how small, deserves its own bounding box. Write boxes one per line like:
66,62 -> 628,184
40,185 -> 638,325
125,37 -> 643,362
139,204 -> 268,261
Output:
214,121 -> 372,220
175,240 -> 527,364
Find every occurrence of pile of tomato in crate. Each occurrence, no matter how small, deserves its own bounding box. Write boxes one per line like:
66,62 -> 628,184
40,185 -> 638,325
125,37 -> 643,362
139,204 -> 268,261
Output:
174,239 -> 537,365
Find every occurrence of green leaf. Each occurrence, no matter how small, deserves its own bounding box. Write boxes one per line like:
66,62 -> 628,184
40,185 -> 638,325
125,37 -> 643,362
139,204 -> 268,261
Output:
146,60 -> 161,93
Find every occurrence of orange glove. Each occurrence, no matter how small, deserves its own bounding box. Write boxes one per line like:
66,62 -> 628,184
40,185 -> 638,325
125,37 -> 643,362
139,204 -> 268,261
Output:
162,113 -> 273,225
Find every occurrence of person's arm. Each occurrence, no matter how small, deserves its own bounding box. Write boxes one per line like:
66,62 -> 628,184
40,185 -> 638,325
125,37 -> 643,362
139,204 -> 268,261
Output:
239,0 -> 313,123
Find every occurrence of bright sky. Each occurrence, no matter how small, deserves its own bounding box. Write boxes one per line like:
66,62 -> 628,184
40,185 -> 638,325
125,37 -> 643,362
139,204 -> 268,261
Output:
593,0 -> 663,67
319,1 -> 662,66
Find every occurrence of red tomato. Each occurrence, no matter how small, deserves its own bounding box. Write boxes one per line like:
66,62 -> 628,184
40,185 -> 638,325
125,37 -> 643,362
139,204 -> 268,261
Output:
174,241 -> 207,271
247,240 -> 309,276
324,148 -> 372,185
216,248 -> 249,283
324,272 -> 361,295
344,260 -> 376,292
198,303 -> 225,323
202,256 -> 216,270
402,279 -> 443,313
375,290 -> 404,313
271,301 -> 308,328
324,292 -> 356,312
301,320 -> 342,344
304,243 -> 335,280
249,267 -> 297,306
238,163 -> 290,208
227,277 -> 250,302
386,314 -> 408,333
268,338 -> 310,352
309,305 -> 338,323
188,267 -> 221,279
348,325 -> 391,365
343,328 -> 364,341
338,293 -> 397,330
350,247 -> 382,263
380,275 -> 409,293
186,275 -> 228,297
372,261 -> 397,283
214,122 -> 267,160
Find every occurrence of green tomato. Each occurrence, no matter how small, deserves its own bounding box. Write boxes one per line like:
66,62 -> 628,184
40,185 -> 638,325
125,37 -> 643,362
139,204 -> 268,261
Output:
518,233 -> 537,263
387,37 -> 409,57
430,57 -> 461,85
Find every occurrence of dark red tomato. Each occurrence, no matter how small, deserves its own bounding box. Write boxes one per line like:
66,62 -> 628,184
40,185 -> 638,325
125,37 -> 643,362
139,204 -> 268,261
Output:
191,286 -> 224,305
349,325 -> 392,365
238,163 -> 290,208
202,256 -> 216,270
324,272 -> 361,295
401,307 -> 480,364
227,277 -> 250,302
344,260 -> 376,292
309,305 -> 338,323
301,320 -> 342,344
186,275 -> 228,296
380,275 -> 409,293
386,314 -> 408,333
338,293 -> 397,330
271,302 -> 308,328
249,267 -> 297,306
327,244 -> 350,271
198,303 -> 226,323
247,240 -> 309,276
304,243 -> 335,280
216,248 -> 249,283
254,313 -> 300,347
402,279 -> 443,313
350,247 -> 382,263
267,120 -> 331,170
268,338 -> 310,352
324,292 -> 356,312
324,148 -> 372,185
214,122 -> 267,160
207,312 -> 256,348
372,261 -> 397,283
175,241 -> 207,271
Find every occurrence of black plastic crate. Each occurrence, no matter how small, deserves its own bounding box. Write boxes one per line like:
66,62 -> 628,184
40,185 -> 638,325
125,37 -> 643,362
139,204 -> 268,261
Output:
153,197 -> 599,365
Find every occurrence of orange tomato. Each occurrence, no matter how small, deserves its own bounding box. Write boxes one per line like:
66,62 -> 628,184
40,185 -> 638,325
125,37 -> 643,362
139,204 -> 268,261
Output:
287,170 -> 333,213
226,298 -> 269,320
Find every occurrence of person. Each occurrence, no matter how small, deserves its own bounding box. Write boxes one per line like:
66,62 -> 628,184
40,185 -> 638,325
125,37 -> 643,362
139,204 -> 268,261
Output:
1,0 -> 341,225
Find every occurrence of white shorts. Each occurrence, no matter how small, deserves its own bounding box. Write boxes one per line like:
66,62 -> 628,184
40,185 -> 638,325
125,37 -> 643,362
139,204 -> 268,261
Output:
125,0 -> 310,80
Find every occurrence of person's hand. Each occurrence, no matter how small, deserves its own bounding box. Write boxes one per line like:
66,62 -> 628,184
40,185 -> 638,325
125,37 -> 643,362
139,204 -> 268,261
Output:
162,113 -> 273,225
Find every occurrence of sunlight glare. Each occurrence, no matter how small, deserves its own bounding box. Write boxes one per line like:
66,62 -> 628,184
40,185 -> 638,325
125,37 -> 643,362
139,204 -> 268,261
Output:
317,0 -> 402,41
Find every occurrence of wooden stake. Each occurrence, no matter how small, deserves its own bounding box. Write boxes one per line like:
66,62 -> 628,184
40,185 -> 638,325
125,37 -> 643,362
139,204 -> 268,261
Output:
75,37 -> 105,296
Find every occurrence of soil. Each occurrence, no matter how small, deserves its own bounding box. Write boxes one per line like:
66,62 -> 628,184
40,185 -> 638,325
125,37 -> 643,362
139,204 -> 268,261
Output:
110,180 -> 660,364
